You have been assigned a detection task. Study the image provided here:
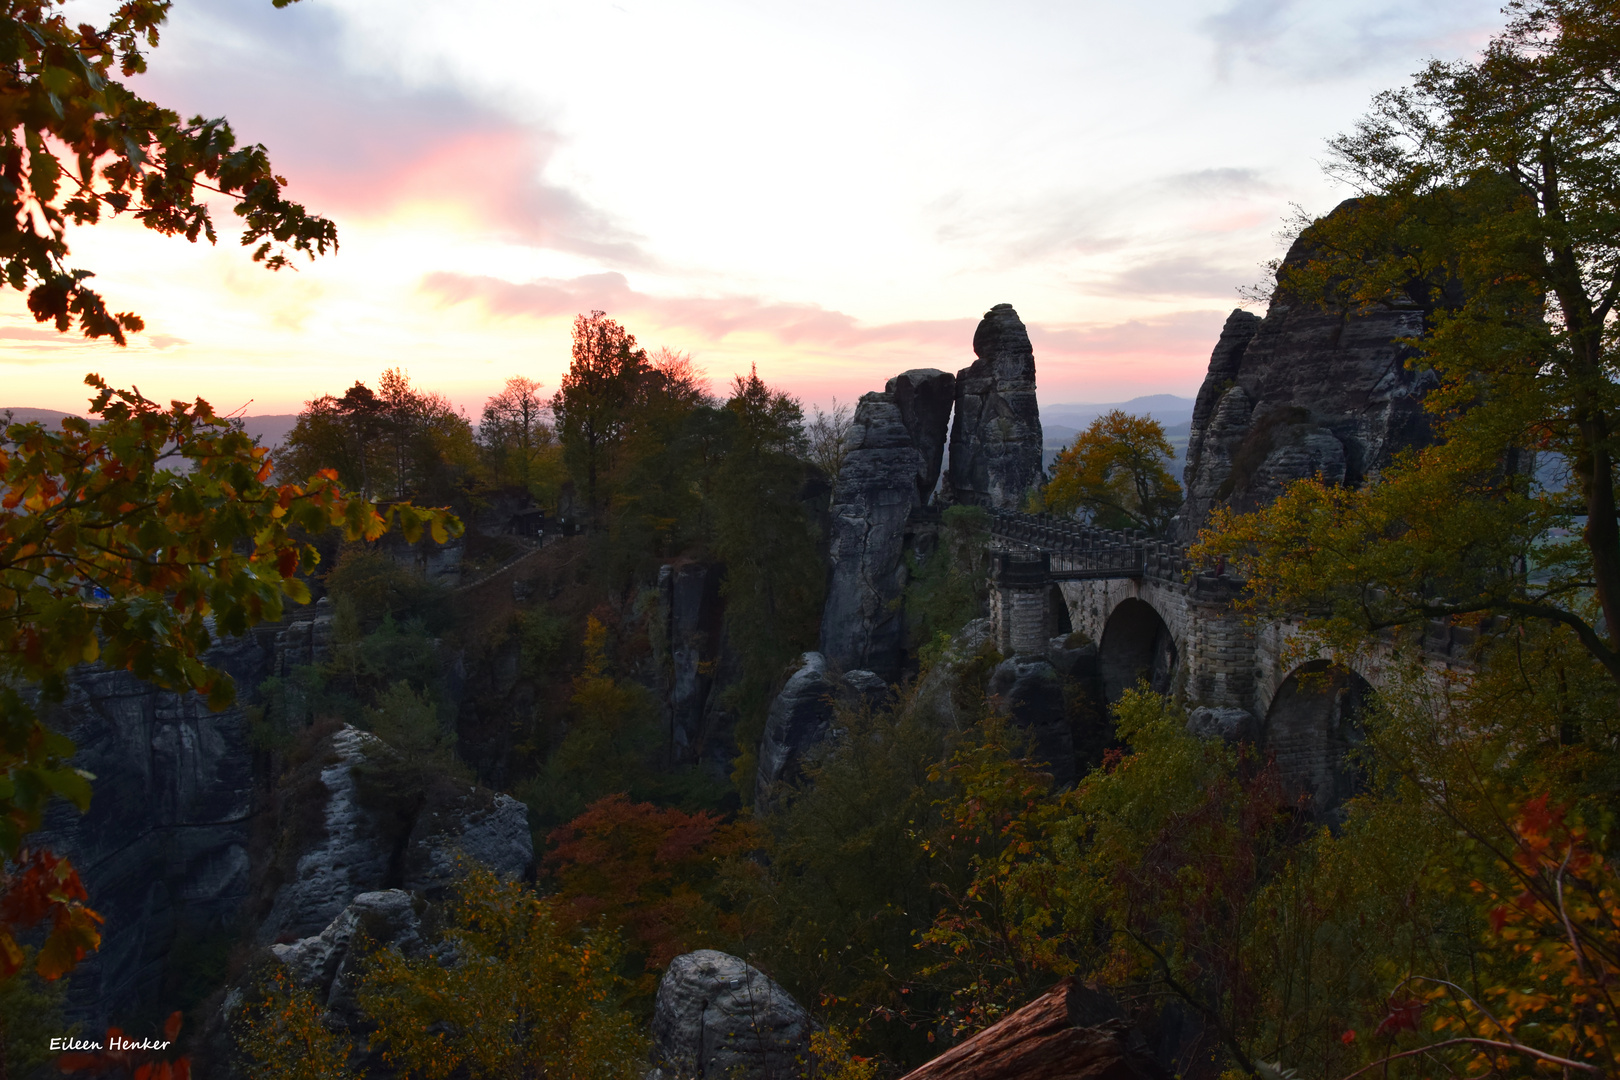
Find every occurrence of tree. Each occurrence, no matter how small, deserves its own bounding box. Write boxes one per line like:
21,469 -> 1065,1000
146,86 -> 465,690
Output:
806,398 -> 853,480
280,371 -> 477,505
709,369 -> 823,796
1197,0 -> 1620,682
543,793 -> 761,993
357,864 -> 646,1080
0,0 -> 336,343
0,377 -> 459,980
480,376 -> 553,490
1044,411 -> 1181,536
551,311 -> 650,522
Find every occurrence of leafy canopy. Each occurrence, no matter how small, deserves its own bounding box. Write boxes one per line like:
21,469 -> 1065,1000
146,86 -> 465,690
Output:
358,864 -> 646,1080
0,0 -> 336,342
1044,410 -> 1181,536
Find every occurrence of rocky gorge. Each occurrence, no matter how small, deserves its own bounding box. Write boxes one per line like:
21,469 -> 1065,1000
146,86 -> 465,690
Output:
25,272 -> 1442,1076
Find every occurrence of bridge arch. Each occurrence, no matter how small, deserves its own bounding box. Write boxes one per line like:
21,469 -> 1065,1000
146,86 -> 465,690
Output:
1098,597 -> 1178,701
1262,660 -> 1371,818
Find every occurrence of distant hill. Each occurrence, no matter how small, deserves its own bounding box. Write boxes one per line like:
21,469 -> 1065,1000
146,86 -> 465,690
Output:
1,409 -> 301,450
240,414 -> 301,450
1041,394 -> 1195,431
1,407 -> 81,426
1039,395 -> 1195,471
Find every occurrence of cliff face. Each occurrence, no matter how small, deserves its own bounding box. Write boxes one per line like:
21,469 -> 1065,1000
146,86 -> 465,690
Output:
949,304 -> 1044,510
35,606 -> 531,1031
1177,210 -> 1435,543
820,371 -> 956,681
33,627 -> 277,1025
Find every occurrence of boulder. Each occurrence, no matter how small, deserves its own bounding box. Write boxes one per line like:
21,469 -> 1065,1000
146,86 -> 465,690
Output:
1186,706 -> 1257,743
988,657 -> 1075,786
819,392 -> 927,680
1176,203 -> 1437,543
650,950 -> 814,1080
949,304 -> 1044,510
843,669 -> 889,709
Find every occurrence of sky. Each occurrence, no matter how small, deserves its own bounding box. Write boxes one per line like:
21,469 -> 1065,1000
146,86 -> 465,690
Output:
2,0 -> 1509,417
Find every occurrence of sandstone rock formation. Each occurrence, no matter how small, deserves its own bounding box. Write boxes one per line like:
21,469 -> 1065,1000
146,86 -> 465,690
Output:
886,367 -> 957,499
988,656 -> 1076,787
257,726 -> 394,944
819,375 -> 953,680
755,652 -> 886,809
268,888 -> 427,1010
1177,204 -> 1436,543
949,304 -> 1044,510
258,725 -> 532,944
656,561 -> 726,764
755,653 -> 838,809
34,625 -> 278,1026
650,950 -> 814,1080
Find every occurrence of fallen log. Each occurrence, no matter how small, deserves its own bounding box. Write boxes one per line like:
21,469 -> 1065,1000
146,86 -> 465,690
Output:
897,978 -> 1169,1080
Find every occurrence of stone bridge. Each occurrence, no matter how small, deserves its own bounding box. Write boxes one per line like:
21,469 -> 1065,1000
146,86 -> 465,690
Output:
986,509 -> 1477,810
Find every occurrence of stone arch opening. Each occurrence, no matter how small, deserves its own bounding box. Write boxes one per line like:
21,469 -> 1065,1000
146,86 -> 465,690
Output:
1262,660 -> 1371,819
1098,598 -> 1176,701
1048,583 -> 1073,638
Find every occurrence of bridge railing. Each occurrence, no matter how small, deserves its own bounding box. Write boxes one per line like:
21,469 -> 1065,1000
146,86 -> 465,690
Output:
985,509 -> 1211,586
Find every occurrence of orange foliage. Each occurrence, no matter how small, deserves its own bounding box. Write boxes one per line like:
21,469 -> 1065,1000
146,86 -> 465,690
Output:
545,794 -> 760,985
0,848 -> 102,981
1348,796 -> 1620,1078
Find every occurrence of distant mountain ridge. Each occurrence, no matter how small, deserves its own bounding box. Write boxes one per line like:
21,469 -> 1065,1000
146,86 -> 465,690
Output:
1039,394 -> 1195,468
2,408 -> 301,450
1040,393 -> 1195,429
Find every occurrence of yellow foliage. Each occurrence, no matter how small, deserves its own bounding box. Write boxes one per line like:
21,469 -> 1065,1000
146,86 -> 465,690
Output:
358,864 -> 646,1080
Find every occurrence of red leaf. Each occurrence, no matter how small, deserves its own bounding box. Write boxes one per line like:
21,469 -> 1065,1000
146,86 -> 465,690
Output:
1375,999 -> 1423,1035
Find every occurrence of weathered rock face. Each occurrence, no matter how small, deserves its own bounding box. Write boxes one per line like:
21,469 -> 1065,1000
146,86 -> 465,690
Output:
755,653 -> 889,809
34,626 -> 279,1026
1177,206 -> 1436,542
657,561 -> 727,764
257,726 -> 393,944
949,304 -> 1044,510
819,393 -> 929,680
258,725 -> 532,945
267,888 -> 427,1009
1186,706 -> 1257,744
650,950 -> 814,1080
886,368 -> 957,500
988,656 -> 1076,787
755,653 -> 838,809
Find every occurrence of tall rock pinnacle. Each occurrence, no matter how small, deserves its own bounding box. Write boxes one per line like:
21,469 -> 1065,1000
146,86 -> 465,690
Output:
948,303 -> 1044,509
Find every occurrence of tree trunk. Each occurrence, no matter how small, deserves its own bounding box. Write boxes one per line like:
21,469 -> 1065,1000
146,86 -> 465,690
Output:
897,979 -> 1168,1080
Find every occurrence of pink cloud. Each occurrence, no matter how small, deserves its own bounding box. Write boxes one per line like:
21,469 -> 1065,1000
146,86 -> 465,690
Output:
422,270 -> 977,351
138,3 -> 646,263
422,271 -> 1231,405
